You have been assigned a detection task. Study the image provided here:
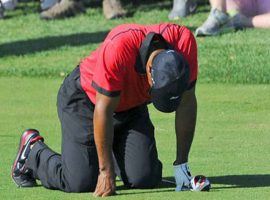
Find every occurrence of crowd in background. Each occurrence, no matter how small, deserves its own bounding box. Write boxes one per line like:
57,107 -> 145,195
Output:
195,0 -> 270,36
1,0 -> 270,36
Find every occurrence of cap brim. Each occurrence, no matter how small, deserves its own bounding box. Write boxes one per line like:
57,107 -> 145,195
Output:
152,90 -> 181,113
151,82 -> 183,113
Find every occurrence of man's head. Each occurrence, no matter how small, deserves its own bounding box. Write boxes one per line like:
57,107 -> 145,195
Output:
146,49 -> 190,113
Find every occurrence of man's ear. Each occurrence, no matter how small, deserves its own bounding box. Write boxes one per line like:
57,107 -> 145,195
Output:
145,62 -> 153,87
145,49 -> 164,87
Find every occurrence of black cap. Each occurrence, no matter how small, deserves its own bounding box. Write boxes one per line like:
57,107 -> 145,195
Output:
150,50 -> 190,113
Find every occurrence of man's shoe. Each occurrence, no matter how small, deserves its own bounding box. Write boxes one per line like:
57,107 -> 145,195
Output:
195,8 -> 230,36
11,129 -> 44,187
168,0 -> 197,20
40,0 -> 85,20
174,162 -> 192,191
103,0 -> 127,20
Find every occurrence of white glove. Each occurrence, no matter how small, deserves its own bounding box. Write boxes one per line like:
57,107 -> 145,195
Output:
174,162 -> 192,191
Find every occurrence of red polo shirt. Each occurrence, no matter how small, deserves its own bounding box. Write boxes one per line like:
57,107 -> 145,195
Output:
80,23 -> 198,112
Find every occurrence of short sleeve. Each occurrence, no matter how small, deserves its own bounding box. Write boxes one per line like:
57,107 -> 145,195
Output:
175,28 -> 198,89
92,41 -> 126,97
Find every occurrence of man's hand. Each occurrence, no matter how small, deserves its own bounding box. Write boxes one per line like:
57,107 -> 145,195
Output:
174,163 -> 192,191
93,92 -> 120,197
93,170 -> 116,197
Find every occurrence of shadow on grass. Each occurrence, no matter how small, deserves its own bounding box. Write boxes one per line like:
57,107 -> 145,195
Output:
0,25 -> 199,58
0,31 -> 109,57
209,174 -> 270,189
162,174 -> 270,190
21,174 -> 270,196
115,174 -> 270,195
114,177 -> 174,196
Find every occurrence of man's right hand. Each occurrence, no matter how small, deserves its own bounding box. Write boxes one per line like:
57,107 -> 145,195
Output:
174,163 -> 192,191
93,169 -> 116,197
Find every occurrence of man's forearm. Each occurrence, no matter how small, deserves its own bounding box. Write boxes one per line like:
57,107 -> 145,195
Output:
93,93 -> 119,197
174,89 -> 197,165
93,93 -> 119,172
94,104 -> 115,172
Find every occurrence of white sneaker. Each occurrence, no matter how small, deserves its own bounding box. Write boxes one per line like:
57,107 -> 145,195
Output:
195,8 -> 230,36
1,0 -> 17,10
174,162 -> 192,191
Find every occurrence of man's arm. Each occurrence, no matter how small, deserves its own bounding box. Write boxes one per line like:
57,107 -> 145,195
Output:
174,86 -> 197,165
93,91 -> 120,197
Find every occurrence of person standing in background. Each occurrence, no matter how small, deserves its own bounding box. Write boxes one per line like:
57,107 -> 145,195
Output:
195,0 -> 270,36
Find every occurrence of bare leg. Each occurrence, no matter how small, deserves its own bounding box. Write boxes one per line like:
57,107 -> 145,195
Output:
249,13 -> 270,28
103,0 -> 126,20
210,0 -> 226,12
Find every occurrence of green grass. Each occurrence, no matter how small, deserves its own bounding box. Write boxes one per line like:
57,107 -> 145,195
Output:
0,78 -> 269,199
0,1 -> 270,199
0,1 -> 270,83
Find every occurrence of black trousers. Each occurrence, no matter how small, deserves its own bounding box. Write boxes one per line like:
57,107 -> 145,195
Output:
26,67 -> 162,193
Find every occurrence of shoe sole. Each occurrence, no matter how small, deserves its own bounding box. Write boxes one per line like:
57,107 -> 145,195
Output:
11,129 -> 41,187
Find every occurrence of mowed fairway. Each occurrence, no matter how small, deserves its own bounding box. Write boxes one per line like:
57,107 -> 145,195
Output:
0,78 -> 269,199
1,0 -> 270,199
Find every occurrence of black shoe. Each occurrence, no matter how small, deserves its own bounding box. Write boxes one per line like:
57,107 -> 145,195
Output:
11,129 -> 44,187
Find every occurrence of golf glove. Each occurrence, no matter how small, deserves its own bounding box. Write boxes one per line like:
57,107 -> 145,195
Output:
174,162 -> 192,191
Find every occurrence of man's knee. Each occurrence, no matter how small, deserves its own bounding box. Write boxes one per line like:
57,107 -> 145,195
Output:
126,161 -> 162,189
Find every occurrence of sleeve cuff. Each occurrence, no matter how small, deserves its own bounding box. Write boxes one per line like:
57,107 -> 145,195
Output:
91,81 -> 121,97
